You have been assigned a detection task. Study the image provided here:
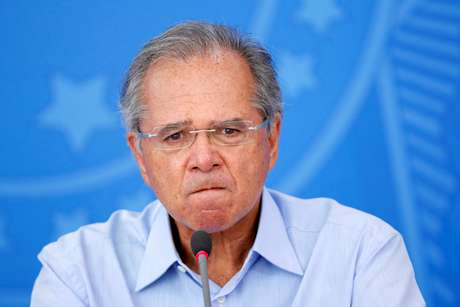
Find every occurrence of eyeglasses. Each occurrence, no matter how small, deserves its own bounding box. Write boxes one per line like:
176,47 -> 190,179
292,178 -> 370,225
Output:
137,119 -> 269,150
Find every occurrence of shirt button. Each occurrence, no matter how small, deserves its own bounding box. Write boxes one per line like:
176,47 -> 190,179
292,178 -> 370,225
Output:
217,296 -> 225,304
176,265 -> 186,273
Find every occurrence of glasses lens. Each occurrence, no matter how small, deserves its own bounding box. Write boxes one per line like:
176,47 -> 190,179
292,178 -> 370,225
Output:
155,127 -> 194,149
212,121 -> 252,145
141,119 -> 266,150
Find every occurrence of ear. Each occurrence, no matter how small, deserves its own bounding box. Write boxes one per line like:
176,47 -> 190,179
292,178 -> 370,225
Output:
127,132 -> 151,186
268,113 -> 281,170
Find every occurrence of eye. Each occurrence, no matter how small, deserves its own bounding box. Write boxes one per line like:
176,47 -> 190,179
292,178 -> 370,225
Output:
223,127 -> 240,135
162,130 -> 185,142
215,125 -> 244,138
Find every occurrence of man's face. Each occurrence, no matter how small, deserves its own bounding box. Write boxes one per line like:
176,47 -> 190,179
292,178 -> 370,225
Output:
128,49 -> 280,233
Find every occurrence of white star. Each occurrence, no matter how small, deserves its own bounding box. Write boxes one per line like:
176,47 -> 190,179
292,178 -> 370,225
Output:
279,51 -> 317,97
296,0 -> 343,33
38,75 -> 117,152
52,210 -> 89,240
119,188 -> 153,212
0,216 -> 8,251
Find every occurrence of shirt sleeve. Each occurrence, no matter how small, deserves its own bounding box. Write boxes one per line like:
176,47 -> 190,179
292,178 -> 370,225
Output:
30,246 -> 88,307
351,231 -> 426,307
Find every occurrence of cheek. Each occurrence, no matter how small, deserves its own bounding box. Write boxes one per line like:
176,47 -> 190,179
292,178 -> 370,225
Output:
233,142 -> 271,195
143,153 -> 184,200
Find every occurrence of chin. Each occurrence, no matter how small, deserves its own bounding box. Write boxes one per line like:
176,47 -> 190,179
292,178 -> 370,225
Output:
199,221 -> 235,233
195,224 -> 232,234
187,212 -> 235,233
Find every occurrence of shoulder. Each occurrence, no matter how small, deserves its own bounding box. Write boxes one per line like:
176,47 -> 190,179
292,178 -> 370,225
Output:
268,188 -> 402,272
38,201 -> 160,266
267,188 -> 398,241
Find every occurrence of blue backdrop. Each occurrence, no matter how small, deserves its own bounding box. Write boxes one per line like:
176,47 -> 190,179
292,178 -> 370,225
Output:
1,0 -> 459,306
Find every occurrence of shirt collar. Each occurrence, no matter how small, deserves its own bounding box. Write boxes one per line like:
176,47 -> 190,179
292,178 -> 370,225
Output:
135,187 -> 303,291
135,203 -> 179,292
251,188 -> 303,276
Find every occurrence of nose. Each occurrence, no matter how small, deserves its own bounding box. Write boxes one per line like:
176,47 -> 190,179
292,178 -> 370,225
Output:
187,131 -> 222,172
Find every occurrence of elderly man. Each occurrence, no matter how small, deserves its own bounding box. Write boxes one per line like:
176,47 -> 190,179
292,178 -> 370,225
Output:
31,22 -> 425,306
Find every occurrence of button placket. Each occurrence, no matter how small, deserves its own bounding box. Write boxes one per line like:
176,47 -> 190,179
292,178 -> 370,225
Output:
176,265 -> 186,273
217,296 -> 225,306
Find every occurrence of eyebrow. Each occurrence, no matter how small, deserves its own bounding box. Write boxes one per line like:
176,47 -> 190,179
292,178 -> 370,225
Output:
157,120 -> 192,130
158,118 -> 246,128
210,118 -> 245,126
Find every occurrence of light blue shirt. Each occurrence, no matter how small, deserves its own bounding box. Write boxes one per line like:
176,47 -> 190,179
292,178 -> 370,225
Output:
31,188 -> 425,306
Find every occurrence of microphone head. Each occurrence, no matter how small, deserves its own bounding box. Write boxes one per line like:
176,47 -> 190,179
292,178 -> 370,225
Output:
191,230 -> 212,256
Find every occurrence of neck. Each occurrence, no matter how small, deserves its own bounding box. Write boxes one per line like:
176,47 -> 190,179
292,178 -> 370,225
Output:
171,200 -> 261,287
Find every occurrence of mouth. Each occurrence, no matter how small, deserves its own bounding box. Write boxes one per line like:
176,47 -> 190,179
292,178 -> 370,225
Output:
191,187 -> 225,194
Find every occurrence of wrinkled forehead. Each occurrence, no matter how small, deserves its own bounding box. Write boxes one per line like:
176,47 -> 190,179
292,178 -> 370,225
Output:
139,50 -> 262,127
142,49 -> 256,97
138,102 -> 265,130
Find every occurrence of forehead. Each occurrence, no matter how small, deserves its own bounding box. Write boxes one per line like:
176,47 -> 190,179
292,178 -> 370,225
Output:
141,49 -> 260,126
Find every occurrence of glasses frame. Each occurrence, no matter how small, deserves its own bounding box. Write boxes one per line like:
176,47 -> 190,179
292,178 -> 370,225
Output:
136,118 -> 269,150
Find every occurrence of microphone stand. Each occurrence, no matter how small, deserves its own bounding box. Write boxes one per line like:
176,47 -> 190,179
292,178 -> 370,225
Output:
191,230 -> 213,307
196,251 -> 212,307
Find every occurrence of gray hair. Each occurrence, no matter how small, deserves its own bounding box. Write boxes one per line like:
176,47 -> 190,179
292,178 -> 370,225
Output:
119,21 -> 282,133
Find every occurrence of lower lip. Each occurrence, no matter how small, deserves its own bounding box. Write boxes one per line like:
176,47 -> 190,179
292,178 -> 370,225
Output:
189,189 -> 227,211
188,188 -> 228,200
192,188 -> 225,195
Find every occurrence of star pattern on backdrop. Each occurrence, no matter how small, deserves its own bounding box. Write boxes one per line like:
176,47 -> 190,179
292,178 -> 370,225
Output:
0,217 -> 8,251
119,188 -> 153,212
279,51 -> 317,98
296,0 -> 342,33
52,210 -> 89,240
38,75 -> 117,152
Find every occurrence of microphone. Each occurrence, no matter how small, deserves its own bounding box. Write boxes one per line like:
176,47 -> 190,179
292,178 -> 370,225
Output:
191,230 -> 212,307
